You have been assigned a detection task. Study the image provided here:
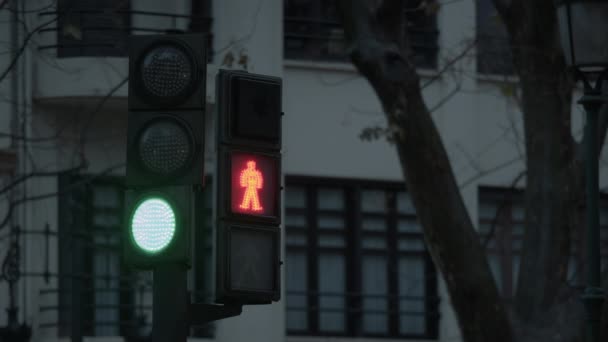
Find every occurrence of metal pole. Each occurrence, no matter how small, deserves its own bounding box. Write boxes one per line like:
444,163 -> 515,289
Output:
152,264 -> 188,342
579,91 -> 606,342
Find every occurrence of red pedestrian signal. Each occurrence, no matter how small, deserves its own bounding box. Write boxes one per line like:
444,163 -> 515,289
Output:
230,153 -> 279,218
238,160 -> 263,212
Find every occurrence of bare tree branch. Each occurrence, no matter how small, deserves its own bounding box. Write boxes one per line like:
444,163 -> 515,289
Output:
0,162 -> 86,196
422,39 -> 476,89
481,170 -> 526,249
0,163 -> 125,232
0,15 -> 59,84
78,76 -> 128,154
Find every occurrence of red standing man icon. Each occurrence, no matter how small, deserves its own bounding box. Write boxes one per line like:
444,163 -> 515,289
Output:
239,160 -> 264,212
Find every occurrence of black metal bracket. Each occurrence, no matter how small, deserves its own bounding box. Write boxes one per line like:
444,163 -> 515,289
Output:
189,303 -> 242,326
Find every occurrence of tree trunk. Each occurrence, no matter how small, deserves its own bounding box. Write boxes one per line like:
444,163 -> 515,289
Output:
338,0 -> 607,341
338,1 -> 513,341
493,1 -> 597,340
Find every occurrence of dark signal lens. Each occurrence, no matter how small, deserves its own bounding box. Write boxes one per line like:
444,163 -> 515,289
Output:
232,77 -> 281,143
140,45 -> 194,99
138,118 -> 193,175
230,152 -> 278,218
229,226 -> 277,292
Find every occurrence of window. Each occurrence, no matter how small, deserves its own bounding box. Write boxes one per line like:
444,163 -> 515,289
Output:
57,0 -> 131,57
58,176 -> 138,337
283,0 -> 439,68
478,187 -> 608,298
476,0 -> 514,75
54,0 -> 213,59
285,177 -> 439,339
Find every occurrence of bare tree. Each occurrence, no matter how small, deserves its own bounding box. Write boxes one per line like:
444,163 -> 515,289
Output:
337,1 -> 607,341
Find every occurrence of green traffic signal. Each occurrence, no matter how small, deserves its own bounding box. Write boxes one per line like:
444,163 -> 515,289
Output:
130,197 -> 176,254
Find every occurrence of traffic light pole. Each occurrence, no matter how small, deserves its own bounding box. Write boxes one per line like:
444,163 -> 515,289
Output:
153,264 -> 189,342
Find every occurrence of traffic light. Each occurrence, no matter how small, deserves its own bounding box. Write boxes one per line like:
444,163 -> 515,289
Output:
215,70 -> 282,304
126,33 -> 206,188
124,33 -> 207,269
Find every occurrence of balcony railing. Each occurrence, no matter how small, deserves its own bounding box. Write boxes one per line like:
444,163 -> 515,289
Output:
283,15 -> 439,69
285,290 -> 440,338
37,10 -> 213,59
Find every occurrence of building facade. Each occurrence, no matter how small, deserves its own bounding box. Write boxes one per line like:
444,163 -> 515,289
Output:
0,0 -> 606,342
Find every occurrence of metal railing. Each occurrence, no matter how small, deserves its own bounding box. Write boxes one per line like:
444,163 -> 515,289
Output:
284,16 -> 439,68
36,9 -> 213,58
285,290 -> 440,338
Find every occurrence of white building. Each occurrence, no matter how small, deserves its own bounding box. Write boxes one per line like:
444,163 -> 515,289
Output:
0,0 -> 606,342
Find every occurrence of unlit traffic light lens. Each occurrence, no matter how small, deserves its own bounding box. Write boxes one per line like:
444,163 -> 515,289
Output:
140,45 -> 194,98
130,197 -> 176,254
138,119 -> 193,175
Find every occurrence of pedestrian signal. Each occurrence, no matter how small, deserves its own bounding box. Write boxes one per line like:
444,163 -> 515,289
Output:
230,153 -> 279,218
215,70 -> 282,304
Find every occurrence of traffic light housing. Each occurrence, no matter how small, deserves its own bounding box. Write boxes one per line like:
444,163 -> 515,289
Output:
126,34 -> 206,188
215,70 -> 282,304
124,33 -> 207,269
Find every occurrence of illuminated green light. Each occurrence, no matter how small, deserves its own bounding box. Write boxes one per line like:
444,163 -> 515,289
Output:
130,197 -> 176,254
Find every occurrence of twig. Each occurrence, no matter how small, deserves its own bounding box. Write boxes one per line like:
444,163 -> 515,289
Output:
421,39 -> 476,90
0,163 -> 125,232
0,15 -> 59,84
481,170 -> 526,248
78,76 -> 128,154
459,155 -> 523,189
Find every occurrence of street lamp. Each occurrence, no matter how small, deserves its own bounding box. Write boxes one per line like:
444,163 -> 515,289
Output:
556,1 -> 608,342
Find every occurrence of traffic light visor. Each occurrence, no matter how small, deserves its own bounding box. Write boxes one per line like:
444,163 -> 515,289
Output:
130,197 -> 177,254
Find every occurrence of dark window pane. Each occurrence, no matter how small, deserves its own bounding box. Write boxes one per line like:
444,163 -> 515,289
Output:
398,257 -> 426,335
476,0 -> 514,75
286,186 -> 306,208
318,214 -> 344,229
287,251 -> 309,331
319,253 -> 346,332
361,217 -> 386,232
284,0 -> 438,68
286,214 -> 307,228
397,192 -> 416,214
362,236 -> 387,250
57,0 -> 130,57
318,188 -> 344,210
361,190 -> 387,213
319,233 -> 346,248
397,218 -> 421,233
362,255 -> 388,334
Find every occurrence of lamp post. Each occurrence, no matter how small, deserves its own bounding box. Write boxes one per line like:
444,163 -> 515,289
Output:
556,1 -> 608,341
